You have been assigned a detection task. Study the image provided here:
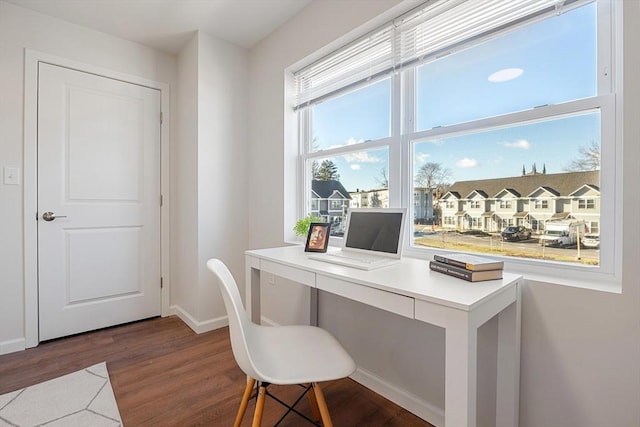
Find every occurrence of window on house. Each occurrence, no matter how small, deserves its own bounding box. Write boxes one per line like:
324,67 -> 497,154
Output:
330,200 -> 342,210
534,200 -> 549,209
293,0 -> 615,275
578,199 -> 596,209
499,200 -> 513,209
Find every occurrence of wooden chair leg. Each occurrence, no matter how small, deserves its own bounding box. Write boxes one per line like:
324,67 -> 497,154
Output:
252,383 -> 267,427
307,383 -> 321,422
312,382 -> 333,427
234,377 -> 256,427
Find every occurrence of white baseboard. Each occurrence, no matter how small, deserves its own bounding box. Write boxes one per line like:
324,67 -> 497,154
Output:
0,337 -> 26,355
259,315 -> 278,326
351,367 -> 445,427
169,305 -> 228,334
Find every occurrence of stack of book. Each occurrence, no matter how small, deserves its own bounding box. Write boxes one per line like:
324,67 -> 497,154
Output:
429,253 -> 504,282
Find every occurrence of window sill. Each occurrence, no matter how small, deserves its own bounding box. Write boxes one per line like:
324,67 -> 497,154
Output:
403,247 -> 622,295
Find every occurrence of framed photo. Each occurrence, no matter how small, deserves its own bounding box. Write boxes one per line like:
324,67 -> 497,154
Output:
304,223 -> 331,252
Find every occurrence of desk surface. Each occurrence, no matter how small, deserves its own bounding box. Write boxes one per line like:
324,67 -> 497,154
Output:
246,246 -> 520,312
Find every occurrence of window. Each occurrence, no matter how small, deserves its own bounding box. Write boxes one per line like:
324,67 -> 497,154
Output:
534,200 -> 549,209
578,199 -> 596,209
293,0 -> 615,273
309,79 -> 391,151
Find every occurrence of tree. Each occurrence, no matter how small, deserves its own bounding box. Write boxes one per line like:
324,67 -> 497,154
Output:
371,192 -> 382,207
415,162 -> 452,194
314,160 -> 340,181
415,162 -> 452,223
375,167 -> 389,188
565,140 -> 601,171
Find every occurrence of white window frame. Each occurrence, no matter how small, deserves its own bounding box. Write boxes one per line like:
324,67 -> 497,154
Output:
289,0 -> 621,289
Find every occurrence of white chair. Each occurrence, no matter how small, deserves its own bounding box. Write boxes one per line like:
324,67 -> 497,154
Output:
206,258 -> 356,427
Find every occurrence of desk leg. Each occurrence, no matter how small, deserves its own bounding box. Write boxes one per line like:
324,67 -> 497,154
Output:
496,284 -> 521,427
245,256 -> 261,324
310,288 -> 318,327
445,310 -> 477,427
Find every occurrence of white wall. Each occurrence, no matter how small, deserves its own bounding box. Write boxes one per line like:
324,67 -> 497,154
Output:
0,1 -> 177,352
171,30 -> 250,331
173,35 -> 200,320
247,1 -> 640,426
2,0 -> 637,423
0,0 -> 250,350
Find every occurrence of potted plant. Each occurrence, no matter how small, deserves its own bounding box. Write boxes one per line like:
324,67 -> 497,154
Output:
293,215 -> 323,238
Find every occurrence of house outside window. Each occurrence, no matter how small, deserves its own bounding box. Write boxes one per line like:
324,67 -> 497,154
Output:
293,0 -> 616,273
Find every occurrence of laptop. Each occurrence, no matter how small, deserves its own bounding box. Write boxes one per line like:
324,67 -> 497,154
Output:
309,208 -> 407,270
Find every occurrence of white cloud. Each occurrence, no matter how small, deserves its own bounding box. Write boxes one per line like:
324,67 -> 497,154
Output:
327,137 -> 364,150
456,158 -> 479,168
488,68 -> 524,83
342,151 -> 380,163
415,153 -> 430,164
350,164 -> 361,170
503,139 -> 531,149
345,137 -> 364,146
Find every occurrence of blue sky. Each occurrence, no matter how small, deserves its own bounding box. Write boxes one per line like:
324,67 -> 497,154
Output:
311,2 -> 598,192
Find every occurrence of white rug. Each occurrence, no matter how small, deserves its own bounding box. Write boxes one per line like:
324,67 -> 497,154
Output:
0,362 -> 123,427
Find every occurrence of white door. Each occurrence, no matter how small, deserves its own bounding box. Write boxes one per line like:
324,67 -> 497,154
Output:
37,63 -> 161,341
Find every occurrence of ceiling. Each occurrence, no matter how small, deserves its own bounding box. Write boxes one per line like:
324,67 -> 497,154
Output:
5,0 -> 312,54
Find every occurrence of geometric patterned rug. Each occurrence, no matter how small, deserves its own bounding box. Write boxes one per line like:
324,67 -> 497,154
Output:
0,362 -> 122,426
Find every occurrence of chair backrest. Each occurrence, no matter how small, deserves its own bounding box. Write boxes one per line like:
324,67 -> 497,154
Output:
206,258 -> 259,380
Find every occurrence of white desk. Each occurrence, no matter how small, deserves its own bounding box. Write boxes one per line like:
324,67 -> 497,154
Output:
245,246 -> 521,427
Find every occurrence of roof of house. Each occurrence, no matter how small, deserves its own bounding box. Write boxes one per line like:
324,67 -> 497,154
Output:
445,171 -> 599,200
311,179 -> 352,199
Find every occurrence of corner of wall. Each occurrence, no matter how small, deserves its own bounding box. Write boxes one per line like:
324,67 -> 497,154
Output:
169,305 -> 228,334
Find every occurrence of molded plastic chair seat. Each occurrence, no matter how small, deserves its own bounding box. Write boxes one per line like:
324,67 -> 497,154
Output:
245,323 -> 356,385
206,258 -> 356,427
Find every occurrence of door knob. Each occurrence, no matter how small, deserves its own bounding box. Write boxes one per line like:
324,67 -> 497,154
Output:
42,211 -> 67,222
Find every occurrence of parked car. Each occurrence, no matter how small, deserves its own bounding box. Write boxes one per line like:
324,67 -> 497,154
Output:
581,233 -> 600,249
501,226 -> 532,241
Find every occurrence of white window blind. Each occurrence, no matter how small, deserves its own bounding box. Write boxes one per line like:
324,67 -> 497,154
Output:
294,0 -> 589,109
294,23 -> 395,108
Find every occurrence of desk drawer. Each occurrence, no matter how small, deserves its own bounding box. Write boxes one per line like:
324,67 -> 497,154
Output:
316,275 -> 414,318
260,260 -> 315,287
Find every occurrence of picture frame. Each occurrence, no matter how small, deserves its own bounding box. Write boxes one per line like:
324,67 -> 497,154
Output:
304,222 -> 331,252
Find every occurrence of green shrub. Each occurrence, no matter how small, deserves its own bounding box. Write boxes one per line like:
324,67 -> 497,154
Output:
293,215 -> 323,237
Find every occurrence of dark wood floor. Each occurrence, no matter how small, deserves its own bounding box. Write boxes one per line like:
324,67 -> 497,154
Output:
0,316 -> 434,426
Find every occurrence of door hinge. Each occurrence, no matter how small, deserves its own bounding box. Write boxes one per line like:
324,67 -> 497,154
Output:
160,277 -> 163,288
160,194 -> 163,207
160,111 -> 163,124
